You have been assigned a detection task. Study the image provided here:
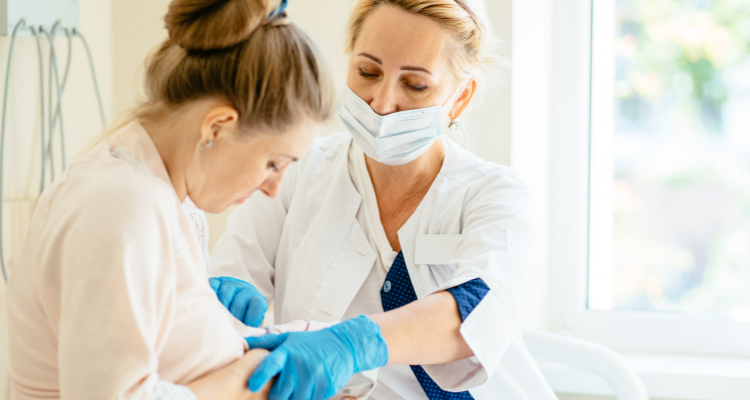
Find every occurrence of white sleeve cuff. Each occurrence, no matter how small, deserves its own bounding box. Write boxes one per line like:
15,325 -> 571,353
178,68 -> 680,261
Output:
422,290 -> 513,391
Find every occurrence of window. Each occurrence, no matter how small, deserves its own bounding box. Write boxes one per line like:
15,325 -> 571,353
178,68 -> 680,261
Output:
590,0 -> 750,319
551,0 -> 750,356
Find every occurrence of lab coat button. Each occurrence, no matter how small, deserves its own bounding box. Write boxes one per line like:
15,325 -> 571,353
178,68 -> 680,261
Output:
383,281 -> 392,293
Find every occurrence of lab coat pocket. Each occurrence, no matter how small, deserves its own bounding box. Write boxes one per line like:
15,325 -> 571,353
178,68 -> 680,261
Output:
414,234 -> 462,265
413,234 -> 462,295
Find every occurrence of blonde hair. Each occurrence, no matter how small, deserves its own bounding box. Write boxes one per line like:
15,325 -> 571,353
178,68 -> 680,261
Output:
346,0 -> 507,94
137,0 -> 335,135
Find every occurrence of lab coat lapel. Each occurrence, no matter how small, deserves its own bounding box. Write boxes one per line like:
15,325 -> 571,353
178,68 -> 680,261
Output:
282,142 -> 376,323
305,213 -> 375,322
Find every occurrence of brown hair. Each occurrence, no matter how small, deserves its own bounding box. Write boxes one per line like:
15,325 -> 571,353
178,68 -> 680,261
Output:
138,0 -> 335,135
346,0 -> 506,92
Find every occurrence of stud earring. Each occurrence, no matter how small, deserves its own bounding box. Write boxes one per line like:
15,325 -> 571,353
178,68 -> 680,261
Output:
448,119 -> 461,131
200,141 -> 214,151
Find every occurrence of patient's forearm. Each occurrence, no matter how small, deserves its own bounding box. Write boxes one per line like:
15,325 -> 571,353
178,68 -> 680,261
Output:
187,349 -> 272,400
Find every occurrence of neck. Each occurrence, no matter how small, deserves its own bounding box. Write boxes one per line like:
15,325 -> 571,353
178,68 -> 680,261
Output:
141,112 -> 195,203
365,139 -> 445,199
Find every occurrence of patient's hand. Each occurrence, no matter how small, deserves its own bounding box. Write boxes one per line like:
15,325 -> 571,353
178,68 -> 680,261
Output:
187,349 -> 272,400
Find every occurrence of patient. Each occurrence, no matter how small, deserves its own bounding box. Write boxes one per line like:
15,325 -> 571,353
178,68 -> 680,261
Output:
5,0 -> 335,399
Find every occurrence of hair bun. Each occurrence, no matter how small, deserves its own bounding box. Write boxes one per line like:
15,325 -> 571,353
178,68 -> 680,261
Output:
165,0 -> 276,51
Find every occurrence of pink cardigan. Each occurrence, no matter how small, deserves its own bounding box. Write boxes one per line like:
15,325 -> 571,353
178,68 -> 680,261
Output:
7,121 -> 249,400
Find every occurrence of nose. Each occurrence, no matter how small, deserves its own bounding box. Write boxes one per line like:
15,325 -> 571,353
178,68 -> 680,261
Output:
259,172 -> 283,198
368,82 -> 399,116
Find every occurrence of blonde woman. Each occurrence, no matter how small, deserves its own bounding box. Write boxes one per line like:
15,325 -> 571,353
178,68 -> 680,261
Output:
6,0 -> 336,399
211,0 -> 555,399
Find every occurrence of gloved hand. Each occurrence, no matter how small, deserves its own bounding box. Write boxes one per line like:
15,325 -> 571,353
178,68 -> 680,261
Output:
245,315 -> 389,400
209,276 -> 268,328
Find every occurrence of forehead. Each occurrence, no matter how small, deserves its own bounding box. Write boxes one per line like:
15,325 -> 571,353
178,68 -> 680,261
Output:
355,5 -> 451,70
266,121 -> 319,154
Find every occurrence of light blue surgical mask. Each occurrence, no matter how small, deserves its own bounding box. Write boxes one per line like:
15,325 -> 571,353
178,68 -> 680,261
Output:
337,86 -> 454,166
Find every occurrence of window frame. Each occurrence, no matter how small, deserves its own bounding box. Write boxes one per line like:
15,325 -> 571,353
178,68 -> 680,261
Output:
548,0 -> 750,357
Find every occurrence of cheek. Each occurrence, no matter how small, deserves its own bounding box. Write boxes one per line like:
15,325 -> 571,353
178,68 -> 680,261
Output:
347,65 -> 378,94
347,70 -> 362,93
208,152 -> 266,198
234,160 -> 268,193
346,63 -> 361,85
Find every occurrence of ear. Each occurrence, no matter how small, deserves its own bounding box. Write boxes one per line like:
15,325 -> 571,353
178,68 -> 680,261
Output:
450,79 -> 478,120
198,105 -> 241,149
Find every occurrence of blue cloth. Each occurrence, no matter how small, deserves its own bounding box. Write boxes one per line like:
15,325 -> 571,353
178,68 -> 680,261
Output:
446,278 -> 491,322
381,252 -> 488,399
245,315 -> 389,400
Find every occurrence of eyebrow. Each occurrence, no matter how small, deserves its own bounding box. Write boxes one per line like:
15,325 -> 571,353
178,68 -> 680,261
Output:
277,154 -> 299,162
357,52 -> 434,76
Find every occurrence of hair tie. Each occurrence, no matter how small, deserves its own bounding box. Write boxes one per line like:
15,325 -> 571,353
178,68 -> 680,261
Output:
270,0 -> 288,18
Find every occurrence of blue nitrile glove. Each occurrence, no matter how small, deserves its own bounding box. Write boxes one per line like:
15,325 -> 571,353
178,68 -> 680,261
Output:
209,276 -> 268,328
245,315 -> 389,400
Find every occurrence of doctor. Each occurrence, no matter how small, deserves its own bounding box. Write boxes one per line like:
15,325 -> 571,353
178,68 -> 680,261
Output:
211,0 -> 552,399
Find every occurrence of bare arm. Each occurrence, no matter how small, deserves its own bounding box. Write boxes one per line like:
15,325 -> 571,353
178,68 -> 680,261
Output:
187,349 -> 273,400
370,291 -> 474,366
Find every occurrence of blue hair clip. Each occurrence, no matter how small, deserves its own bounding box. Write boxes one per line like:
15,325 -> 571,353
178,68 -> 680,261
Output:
271,0 -> 288,17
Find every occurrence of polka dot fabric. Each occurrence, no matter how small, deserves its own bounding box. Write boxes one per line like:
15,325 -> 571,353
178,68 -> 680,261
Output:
446,278 -> 491,322
380,252 -> 476,399
380,252 -> 418,308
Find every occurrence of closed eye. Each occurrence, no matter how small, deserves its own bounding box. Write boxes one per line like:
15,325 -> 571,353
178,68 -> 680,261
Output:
359,68 -> 379,79
406,83 -> 428,92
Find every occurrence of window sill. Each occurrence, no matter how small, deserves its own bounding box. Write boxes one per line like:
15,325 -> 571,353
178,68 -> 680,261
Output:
542,353 -> 750,400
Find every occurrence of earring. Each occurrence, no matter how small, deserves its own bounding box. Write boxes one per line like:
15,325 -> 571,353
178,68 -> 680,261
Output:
200,141 -> 214,151
448,119 -> 461,131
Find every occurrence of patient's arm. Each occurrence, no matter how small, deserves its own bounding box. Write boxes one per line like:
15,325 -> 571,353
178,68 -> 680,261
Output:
187,349 -> 272,400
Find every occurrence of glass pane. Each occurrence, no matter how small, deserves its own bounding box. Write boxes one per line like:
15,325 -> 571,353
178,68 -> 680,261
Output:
591,0 -> 750,319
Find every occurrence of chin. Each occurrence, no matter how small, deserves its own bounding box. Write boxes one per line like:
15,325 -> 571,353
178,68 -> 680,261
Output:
202,203 -> 230,214
191,198 -> 228,214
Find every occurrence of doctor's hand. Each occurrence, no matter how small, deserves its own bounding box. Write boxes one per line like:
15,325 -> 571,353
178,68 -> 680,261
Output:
244,315 -> 389,400
210,276 -> 268,328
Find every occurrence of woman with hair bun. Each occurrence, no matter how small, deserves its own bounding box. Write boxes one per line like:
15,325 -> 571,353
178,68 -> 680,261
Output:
6,0 -> 335,399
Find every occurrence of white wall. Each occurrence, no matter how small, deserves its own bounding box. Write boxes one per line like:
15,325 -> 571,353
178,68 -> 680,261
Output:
0,0 -> 113,274
510,0 -> 553,332
111,0 -> 170,117
0,0 -> 113,395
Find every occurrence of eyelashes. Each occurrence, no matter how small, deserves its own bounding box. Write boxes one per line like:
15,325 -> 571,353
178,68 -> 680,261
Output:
406,83 -> 428,92
359,68 -> 378,78
359,68 -> 430,93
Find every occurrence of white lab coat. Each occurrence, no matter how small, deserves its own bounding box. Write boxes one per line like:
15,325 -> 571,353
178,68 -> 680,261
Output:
211,133 -> 557,399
